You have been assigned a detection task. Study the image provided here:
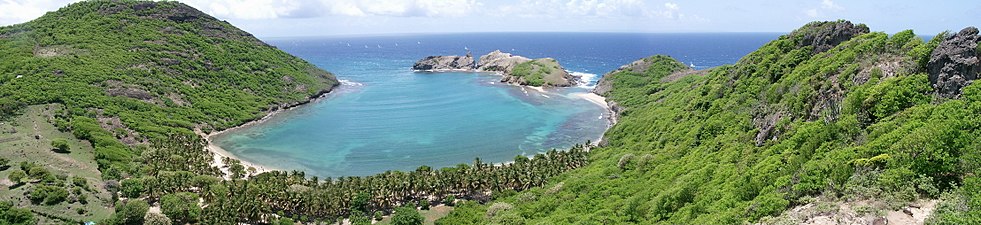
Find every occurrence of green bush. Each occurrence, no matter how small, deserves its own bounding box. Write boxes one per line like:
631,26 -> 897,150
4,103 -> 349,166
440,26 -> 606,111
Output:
50,138 -> 70,153
160,192 -> 201,224
29,185 -> 68,205
391,206 -> 424,225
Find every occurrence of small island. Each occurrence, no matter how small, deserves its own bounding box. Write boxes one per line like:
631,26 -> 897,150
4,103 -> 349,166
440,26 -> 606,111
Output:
413,50 -> 579,87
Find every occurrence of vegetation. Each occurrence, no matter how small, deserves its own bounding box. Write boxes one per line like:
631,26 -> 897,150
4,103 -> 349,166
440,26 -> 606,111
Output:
50,138 -> 70,153
0,0 -> 337,179
509,58 -> 569,86
1,1 -> 977,224
439,21 -> 981,224
391,205 -> 425,225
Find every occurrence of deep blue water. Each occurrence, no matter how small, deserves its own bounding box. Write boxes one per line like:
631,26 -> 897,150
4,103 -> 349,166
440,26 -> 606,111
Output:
212,33 -> 780,177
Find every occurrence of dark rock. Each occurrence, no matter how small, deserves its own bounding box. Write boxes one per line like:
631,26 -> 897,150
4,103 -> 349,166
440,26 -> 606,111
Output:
412,53 -> 475,71
872,217 -> 887,225
790,21 -> 870,54
927,27 -> 980,98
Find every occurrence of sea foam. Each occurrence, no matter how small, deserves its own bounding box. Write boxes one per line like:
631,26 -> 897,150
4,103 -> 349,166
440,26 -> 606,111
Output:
571,71 -> 599,88
339,79 -> 364,86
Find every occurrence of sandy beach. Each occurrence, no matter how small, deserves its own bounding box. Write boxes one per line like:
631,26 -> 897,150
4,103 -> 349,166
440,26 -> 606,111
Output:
572,92 -> 610,110
195,90 -> 337,179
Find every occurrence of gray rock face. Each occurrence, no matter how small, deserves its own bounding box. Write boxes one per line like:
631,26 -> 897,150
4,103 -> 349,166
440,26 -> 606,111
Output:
927,27 -> 980,98
412,53 -> 475,71
791,21 -> 870,54
477,50 -> 531,73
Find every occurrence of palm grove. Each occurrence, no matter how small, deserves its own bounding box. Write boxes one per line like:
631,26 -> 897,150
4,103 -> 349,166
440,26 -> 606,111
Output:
0,1 -> 978,225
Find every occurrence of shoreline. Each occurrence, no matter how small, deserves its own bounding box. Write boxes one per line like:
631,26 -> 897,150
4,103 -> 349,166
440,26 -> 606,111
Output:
196,75 -> 617,178
198,86 -> 339,178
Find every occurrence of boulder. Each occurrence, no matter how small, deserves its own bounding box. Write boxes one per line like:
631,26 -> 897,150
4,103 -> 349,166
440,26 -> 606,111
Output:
477,50 -> 531,73
927,27 -> 980,98
412,53 -> 475,71
790,21 -> 870,54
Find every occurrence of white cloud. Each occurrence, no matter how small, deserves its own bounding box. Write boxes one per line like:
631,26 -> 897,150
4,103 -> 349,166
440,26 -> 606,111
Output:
0,0 -> 82,26
657,2 -> 681,19
183,0 -> 479,19
804,8 -> 819,18
498,0 -> 663,19
821,0 -> 843,10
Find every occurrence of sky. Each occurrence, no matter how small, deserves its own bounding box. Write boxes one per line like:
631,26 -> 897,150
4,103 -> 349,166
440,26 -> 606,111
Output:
1,0 -> 979,37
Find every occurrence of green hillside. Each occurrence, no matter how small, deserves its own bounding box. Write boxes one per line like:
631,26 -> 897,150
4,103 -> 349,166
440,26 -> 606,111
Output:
509,58 -> 573,87
0,1 -> 337,175
438,21 -> 981,224
0,1 -> 337,223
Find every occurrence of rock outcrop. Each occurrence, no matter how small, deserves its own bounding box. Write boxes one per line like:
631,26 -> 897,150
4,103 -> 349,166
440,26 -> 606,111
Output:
501,58 -> 577,87
927,27 -> 980,98
790,21 -> 870,54
413,50 -> 579,87
477,50 -> 531,73
593,57 -> 656,96
412,52 -> 476,71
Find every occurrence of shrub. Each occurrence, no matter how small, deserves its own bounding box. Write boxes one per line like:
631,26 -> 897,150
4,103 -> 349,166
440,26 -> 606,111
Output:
51,138 -> 70,153
7,170 -> 26,184
29,185 -> 68,205
120,178 -> 144,198
160,192 -> 201,224
391,206 -> 424,225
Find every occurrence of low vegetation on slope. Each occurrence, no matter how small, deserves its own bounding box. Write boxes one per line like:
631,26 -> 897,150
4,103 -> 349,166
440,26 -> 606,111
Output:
507,58 -> 574,87
0,1 -> 336,223
438,21 -> 981,224
0,1 -> 337,177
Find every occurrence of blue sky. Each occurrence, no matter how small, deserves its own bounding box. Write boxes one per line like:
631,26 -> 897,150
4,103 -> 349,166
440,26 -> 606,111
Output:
1,0 -> 978,37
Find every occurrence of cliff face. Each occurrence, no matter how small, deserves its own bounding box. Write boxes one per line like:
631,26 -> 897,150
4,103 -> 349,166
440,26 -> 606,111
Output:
412,54 -> 476,71
790,20 -> 870,54
928,27 -> 980,98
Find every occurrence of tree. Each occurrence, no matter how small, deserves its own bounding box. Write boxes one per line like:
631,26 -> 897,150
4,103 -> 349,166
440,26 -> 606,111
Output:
0,202 -> 35,225
349,210 -> 371,225
391,206 -> 424,225
7,170 -> 26,185
160,192 -> 201,224
0,157 -> 9,170
110,200 -> 149,225
144,213 -> 172,225
51,138 -> 70,153
120,178 -> 144,198
29,185 -> 68,205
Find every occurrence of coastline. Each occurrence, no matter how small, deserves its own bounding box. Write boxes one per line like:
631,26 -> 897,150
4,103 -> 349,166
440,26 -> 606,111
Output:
197,86 -> 338,179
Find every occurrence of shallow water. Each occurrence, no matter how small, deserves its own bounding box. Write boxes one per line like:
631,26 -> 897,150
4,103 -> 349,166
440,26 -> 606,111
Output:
212,33 -> 778,177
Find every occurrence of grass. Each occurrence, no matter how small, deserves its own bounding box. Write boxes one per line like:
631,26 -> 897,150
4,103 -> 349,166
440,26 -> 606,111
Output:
0,104 -> 114,223
375,205 -> 455,225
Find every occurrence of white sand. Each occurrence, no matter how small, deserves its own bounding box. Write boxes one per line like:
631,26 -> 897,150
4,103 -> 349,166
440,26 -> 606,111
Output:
571,92 -> 609,109
193,93 -> 333,179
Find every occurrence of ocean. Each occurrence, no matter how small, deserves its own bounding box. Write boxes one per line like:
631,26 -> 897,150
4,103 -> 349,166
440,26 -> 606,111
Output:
210,33 -> 780,177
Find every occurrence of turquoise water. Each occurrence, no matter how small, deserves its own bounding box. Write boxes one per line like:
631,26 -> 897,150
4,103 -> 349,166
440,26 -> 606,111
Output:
212,33 -> 778,177
213,71 -> 607,177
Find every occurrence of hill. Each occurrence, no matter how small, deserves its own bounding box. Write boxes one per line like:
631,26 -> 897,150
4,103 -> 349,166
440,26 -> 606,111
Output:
0,1 -> 337,223
437,21 -> 981,224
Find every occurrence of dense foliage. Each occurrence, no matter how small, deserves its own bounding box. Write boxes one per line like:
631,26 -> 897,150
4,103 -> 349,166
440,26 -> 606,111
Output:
0,0 -> 337,178
439,21 -> 981,224
3,1 -> 978,224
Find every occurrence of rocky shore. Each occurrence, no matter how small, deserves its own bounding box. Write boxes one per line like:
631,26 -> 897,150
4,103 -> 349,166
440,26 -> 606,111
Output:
413,50 -> 579,87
